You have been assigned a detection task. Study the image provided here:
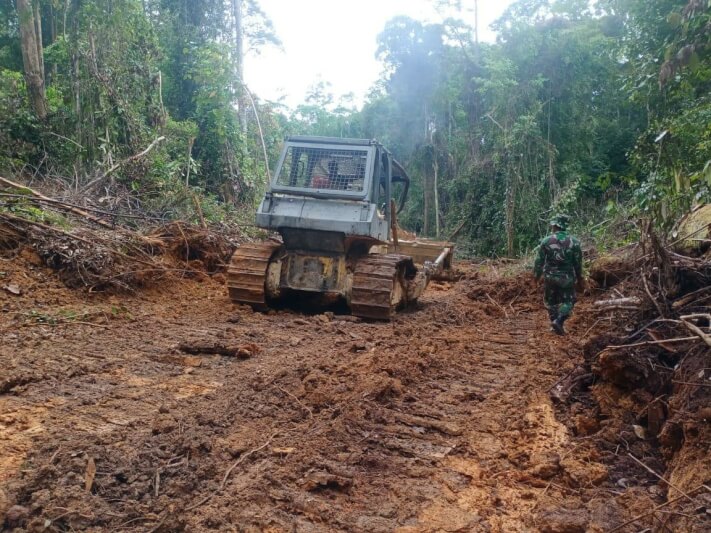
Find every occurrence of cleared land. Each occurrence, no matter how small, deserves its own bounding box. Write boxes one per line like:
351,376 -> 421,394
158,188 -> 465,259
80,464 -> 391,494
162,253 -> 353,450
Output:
1,251 -> 708,532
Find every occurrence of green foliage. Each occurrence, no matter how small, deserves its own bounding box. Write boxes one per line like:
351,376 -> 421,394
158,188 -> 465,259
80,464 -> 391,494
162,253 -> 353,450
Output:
1,0 -> 709,256
0,0 -> 283,219
1,197 -> 71,228
23,307 -> 97,325
110,303 -> 132,320
301,0 -> 707,255
0,68 -> 40,172
611,0 -> 711,226
356,3 -> 643,255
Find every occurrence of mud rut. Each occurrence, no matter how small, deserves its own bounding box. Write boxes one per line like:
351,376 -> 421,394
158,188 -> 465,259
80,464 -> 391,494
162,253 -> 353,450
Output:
1,262 -> 634,532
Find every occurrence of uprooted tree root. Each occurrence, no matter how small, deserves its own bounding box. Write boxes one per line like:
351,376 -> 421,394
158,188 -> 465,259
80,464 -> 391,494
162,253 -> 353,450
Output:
0,212 -> 239,291
147,222 -> 237,273
588,244 -> 641,288
554,223 -> 711,532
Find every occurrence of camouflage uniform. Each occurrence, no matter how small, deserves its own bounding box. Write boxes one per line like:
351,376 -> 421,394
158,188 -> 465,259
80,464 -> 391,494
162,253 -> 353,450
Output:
533,215 -> 582,333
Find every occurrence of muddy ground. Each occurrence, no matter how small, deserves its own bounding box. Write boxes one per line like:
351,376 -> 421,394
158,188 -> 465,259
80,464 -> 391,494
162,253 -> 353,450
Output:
0,249 -> 708,532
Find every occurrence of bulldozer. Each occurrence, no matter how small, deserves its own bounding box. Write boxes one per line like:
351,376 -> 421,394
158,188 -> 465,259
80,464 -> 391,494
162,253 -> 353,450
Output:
227,136 -> 454,319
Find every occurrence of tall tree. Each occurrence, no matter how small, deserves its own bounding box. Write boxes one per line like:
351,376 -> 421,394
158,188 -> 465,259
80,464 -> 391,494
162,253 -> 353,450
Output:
232,0 -> 247,132
16,0 -> 47,120
606,0 -> 711,224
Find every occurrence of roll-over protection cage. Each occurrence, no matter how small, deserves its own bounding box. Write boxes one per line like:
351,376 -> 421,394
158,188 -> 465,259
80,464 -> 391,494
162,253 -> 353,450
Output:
270,136 -> 410,217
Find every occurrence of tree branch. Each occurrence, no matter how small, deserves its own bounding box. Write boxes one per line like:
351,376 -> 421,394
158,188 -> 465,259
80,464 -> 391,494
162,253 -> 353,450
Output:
81,136 -> 166,193
0,175 -> 113,229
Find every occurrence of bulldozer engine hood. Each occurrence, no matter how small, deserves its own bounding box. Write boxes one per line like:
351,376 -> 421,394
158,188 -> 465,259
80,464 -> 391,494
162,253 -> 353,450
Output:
256,193 -> 389,242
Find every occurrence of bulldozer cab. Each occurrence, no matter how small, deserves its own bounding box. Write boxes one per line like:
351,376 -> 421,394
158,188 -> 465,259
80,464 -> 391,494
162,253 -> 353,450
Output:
277,144 -> 368,193
373,147 -> 409,218
257,136 -> 408,245
230,135 -> 454,319
272,137 -> 375,198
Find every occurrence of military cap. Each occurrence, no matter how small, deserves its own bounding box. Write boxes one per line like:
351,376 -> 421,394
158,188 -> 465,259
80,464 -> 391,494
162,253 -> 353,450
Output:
549,214 -> 570,230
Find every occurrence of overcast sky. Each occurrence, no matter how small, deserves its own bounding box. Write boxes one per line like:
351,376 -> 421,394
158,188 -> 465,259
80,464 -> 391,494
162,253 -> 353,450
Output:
244,0 -> 515,110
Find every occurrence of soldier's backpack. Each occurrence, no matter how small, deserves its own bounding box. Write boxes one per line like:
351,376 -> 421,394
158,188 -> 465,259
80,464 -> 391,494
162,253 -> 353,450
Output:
547,234 -> 573,266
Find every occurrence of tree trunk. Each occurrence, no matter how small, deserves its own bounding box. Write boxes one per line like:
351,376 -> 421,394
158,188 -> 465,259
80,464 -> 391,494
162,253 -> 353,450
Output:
33,0 -> 44,80
71,52 -> 81,141
232,0 -> 247,133
48,2 -> 58,84
505,181 -> 515,257
185,137 -> 195,186
17,0 -> 48,121
504,152 -> 515,257
423,171 -> 430,236
62,0 -> 68,38
434,152 -> 440,238
547,96 -> 556,200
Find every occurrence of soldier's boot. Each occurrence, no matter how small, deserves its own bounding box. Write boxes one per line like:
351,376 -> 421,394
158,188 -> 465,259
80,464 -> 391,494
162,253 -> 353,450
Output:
547,306 -> 563,334
553,303 -> 573,335
553,311 -> 572,335
547,308 -> 558,332
551,317 -> 565,335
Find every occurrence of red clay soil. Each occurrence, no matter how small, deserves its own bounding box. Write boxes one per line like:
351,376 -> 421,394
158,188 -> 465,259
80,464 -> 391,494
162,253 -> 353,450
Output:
0,250 -> 705,532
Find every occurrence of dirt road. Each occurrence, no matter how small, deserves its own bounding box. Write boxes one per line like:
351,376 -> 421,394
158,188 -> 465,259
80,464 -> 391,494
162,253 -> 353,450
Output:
0,253 -> 671,531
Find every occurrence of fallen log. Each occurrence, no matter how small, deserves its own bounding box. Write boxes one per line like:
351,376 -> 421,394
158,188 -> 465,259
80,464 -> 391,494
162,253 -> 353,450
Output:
177,341 -> 260,359
593,305 -> 641,312
672,286 -> 711,309
647,330 -> 680,352
601,336 -> 699,351
593,297 -> 642,307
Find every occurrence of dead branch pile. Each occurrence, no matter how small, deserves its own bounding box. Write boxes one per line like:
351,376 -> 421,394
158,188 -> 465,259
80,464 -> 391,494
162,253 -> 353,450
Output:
0,217 -> 23,249
575,216 -> 711,531
0,212 -> 239,291
0,175 -> 244,290
147,222 -> 236,273
32,226 -> 137,290
587,217 -> 710,387
1,211 -> 161,290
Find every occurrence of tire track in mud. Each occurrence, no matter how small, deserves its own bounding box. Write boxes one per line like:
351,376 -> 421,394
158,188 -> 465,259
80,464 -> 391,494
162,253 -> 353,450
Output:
380,317 -> 550,532
184,305 -> 564,532
1,272 -> 604,532
405,317 -> 565,532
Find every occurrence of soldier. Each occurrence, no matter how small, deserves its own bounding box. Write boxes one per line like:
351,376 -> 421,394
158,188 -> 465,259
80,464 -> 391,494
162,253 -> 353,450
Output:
533,214 -> 584,335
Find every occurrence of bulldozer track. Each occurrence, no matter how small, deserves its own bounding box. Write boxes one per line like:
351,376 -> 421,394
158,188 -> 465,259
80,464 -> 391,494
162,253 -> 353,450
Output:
226,242 -> 282,309
351,253 -> 417,320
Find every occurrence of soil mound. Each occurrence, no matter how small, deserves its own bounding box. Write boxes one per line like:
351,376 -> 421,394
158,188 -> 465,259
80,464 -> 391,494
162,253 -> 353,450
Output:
553,223 -> 711,533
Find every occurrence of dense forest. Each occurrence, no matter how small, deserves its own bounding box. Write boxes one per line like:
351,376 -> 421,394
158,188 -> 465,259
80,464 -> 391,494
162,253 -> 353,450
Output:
1,0 -> 709,255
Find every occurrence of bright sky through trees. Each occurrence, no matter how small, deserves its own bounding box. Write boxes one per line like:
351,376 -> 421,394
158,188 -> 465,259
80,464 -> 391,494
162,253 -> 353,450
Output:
245,0 -> 514,109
